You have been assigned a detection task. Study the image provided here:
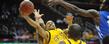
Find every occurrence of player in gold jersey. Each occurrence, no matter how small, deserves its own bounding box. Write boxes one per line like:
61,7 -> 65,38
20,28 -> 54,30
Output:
68,24 -> 86,44
62,14 -> 86,44
21,9 -> 71,44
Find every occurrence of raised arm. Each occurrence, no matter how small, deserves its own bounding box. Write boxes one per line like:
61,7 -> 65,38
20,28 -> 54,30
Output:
59,1 -> 81,13
58,1 -> 100,25
48,0 -> 81,13
48,0 -> 97,18
22,16 -> 47,39
33,9 -> 45,29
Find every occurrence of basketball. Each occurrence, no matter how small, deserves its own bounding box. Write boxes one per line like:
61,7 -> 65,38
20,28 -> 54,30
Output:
19,0 -> 34,16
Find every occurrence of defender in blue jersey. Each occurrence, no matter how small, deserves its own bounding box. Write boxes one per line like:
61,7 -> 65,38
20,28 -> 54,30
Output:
99,10 -> 109,38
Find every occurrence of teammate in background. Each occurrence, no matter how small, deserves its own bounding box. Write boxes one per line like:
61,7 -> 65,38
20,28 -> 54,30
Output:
63,12 -> 74,35
68,24 -> 86,44
33,9 -> 45,44
55,12 -> 86,44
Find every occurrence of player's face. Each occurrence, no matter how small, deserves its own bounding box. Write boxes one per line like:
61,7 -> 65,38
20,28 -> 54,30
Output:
45,21 -> 56,30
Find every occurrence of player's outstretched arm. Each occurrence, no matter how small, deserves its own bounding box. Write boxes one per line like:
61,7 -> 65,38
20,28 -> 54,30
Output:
48,0 -> 97,18
33,9 -> 45,29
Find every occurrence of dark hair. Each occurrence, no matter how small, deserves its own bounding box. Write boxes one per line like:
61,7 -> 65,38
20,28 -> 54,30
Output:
103,36 -> 109,44
68,24 -> 82,39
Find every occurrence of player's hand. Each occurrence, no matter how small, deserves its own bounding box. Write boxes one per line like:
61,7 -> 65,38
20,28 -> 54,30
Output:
33,9 -> 44,20
33,9 -> 41,15
48,0 -> 64,7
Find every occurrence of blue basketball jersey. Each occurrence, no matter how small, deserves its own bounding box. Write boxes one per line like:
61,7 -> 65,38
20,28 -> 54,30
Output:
99,10 -> 109,37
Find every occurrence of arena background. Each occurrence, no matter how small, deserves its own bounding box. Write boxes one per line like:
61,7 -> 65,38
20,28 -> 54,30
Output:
0,0 -> 109,43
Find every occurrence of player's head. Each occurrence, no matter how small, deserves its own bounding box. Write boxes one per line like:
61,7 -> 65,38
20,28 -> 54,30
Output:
45,20 -> 56,30
68,24 -> 82,40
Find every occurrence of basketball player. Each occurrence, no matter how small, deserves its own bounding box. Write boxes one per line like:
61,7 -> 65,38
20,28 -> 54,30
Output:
21,9 -> 70,44
33,9 -> 68,44
68,24 -> 86,44
33,9 -> 78,44
33,9 -> 45,44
